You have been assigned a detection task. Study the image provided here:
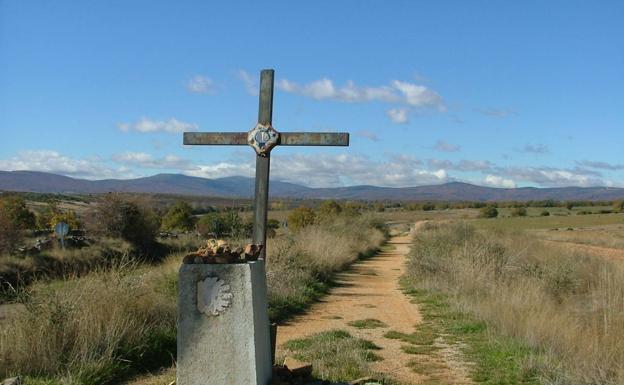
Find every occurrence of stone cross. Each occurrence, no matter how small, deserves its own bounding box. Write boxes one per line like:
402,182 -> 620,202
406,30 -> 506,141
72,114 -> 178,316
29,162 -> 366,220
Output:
183,69 -> 349,259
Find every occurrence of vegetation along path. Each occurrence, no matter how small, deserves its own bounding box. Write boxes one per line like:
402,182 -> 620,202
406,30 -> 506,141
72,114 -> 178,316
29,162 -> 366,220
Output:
276,223 -> 472,384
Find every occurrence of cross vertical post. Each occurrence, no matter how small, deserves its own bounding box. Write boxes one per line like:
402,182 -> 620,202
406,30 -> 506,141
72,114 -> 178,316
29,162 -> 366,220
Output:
183,69 -> 349,260
253,70 -> 274,260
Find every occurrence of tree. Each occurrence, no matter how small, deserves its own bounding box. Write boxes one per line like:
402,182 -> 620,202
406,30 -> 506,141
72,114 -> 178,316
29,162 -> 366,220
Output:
0,195 -> 35,230
318,200 -> 342,219
37,203 -> 81,230
92,194 -> 159,248
287,207 -> 316,232
196,211 -> 247,238
0,212 -> 21,253
479,206 -> 499,218
565,201 -> 575,211
511,207 -> 528,217
421,202 -> 436,211
161,201 -> 196,231
613,200 -> 624,213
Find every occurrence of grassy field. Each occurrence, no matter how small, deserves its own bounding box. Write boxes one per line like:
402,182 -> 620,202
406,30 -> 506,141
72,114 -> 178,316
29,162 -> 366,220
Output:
406,221 -> 624,384
471,211 -> 624,231
536,224 -> 624,249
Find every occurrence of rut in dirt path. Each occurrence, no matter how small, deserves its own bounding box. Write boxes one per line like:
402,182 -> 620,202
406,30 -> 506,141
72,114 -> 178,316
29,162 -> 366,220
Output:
276,224 -> 472,385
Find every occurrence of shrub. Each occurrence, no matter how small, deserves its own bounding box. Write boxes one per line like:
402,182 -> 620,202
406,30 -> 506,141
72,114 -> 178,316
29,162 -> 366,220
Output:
267,218 -> 280,238
510,207 -> 527,217
91,194 -> 159,249
317,200 -> 342,219
0,195 -> 35,229
0,195 -> 35,253
421,202 -> 436,211
613,200 -> 624,212
161,201 -> 196,232
479,205 -> 498,218
195,211 -> 249,238
287,207 -> 316,232
540,210 -> 550,216
0,213 -> 21,253
37,203 -> 81,230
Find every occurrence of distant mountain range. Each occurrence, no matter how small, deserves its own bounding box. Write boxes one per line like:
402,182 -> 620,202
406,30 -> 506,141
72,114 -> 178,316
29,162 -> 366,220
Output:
2,170 -> 624,202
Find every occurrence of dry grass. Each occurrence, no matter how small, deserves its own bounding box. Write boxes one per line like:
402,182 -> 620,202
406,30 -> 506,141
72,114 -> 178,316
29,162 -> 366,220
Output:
407,222 -> 624,384
0,213 -> 385,384
536,224 -> 624,250
0,256 -> 179,384
0,238 -> 132,298
266,214 -> 385,321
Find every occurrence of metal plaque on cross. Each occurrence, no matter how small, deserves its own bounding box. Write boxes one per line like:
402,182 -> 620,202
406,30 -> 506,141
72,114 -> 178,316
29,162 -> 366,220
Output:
183,69 -> 349,259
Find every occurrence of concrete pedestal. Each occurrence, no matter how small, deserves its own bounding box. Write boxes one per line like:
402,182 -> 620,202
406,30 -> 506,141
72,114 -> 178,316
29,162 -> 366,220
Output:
177,261 -> 272,385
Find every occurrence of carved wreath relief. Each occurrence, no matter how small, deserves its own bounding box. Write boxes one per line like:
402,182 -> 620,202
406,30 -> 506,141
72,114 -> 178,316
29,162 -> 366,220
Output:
197,276 -> 232,316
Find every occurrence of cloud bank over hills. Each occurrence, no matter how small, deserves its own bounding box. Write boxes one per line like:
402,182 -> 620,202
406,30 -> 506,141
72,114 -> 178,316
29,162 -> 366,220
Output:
2,170 -> 624,202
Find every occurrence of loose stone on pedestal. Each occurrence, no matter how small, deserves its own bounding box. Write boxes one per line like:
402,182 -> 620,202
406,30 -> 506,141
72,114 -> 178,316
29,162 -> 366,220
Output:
177,261 -> 272,385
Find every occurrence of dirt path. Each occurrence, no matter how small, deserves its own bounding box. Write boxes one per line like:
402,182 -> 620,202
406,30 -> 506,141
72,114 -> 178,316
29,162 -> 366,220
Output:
277,225 -> 470,384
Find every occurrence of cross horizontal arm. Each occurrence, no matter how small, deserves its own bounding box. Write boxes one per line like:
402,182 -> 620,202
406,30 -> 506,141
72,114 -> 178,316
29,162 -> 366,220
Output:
278,132 -> 349,146
183,132 -> 248,145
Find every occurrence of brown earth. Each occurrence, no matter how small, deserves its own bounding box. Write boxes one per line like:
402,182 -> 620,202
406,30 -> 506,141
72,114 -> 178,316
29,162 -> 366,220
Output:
276,224 -> 472,385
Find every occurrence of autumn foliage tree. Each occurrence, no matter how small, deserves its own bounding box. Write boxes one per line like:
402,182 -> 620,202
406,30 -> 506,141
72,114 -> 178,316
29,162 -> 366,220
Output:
161,201 -> 196,232
0,195 -> 36,253
0,195 -> 35,230
37,203 -> 81,230
92,194 -> 159,249
287,207 -> 316,232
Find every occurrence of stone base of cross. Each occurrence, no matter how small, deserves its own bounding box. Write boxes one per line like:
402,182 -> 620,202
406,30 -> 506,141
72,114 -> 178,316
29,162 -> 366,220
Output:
177,69 -> 349,385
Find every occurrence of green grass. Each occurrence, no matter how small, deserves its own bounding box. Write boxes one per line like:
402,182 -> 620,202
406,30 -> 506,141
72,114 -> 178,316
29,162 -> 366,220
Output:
401,344 -> 439,355
400,284 -> 541,384
282,330 -> 381,382
347,318 -> 387,329
268,280 -> 331,323
383,328 -> 436,346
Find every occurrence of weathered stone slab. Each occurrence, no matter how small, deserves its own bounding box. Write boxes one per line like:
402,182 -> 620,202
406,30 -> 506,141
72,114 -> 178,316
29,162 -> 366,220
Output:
177,261 -> 272,385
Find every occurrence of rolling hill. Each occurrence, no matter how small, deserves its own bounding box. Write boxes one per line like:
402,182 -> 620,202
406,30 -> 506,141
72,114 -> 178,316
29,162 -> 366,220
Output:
1,170 -> 624,201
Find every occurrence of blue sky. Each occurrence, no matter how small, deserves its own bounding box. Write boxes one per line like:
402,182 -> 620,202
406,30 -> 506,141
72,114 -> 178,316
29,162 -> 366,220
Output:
1,1 -> 622,188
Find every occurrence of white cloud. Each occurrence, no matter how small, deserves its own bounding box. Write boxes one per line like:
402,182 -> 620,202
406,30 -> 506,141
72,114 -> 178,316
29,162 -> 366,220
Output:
186,162 -> 256,179
112,152 -> 196,170
427,159 -> 493,172
434,140 -> 460,152
277,78 -> 398,103
483,175 -> 517,188
577,160 -> 624,171
492,166 -> 608,187
185,153 -> 447,188
391,80 -> 444,110
0,150 -> 130,179
270,154 -> 447,187
276,76 -> 444,110
118,117 -> 198,133
186,75 -> 215,94
237,70 -> 258,96
386,108 -> 409,124
356,130 -> 380,142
